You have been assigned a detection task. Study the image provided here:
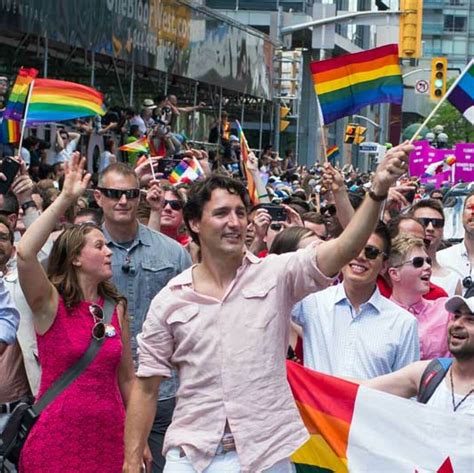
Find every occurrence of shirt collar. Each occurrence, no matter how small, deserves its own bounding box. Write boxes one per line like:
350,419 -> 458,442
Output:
334,283 -> 382,314
102,221 -> 151,247
168,250 -> 261,289
391,296 -> 427,315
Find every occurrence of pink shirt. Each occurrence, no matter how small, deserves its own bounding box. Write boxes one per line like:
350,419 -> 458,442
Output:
390,297 -> 451,360
137,244 -> 334,472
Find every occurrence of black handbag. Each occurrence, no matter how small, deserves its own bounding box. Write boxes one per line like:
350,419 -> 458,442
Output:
0,298 -> 115,468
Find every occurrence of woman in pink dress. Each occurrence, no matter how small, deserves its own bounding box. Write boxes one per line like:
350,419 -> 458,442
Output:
16,153 -> 146,472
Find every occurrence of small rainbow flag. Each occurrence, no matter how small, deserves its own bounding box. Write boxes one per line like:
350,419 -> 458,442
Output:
4,67 -> 38,122
25,79 -> 105,125
287,361 -> 473,472
235,120 -> 259,205
311,44 -> 403,125
169,158 -> 203,184
0,119 -> 20,144
327,145 -> 340,161
119,137 -> 149,154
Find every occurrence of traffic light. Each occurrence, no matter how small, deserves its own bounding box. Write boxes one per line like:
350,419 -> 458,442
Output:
399,0 -> 423,59
430,57 -> 448,100
354,126 -> 367,144
280,106 -> 290,132
344,124 -> 357,144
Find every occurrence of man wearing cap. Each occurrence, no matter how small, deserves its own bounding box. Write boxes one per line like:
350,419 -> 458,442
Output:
364,294 -> 474,414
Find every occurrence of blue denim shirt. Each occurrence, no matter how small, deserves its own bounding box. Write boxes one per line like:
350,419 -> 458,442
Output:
0,277 -> 19,345
103,222 -> 192,400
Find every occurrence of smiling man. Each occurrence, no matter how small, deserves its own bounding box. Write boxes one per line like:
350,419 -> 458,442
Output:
389,234 -> 451,360
293,221 -> 419,379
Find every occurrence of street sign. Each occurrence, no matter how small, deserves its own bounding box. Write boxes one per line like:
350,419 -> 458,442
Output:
415,79 -> 429,95
359,142 -> 379,153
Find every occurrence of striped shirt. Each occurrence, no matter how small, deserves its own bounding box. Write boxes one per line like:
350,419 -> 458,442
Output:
292,284 -> 420,379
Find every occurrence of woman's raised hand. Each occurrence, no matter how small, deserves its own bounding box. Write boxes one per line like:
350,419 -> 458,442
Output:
62,152 -> 91,201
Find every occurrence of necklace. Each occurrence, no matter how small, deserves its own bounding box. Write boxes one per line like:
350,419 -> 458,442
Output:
449,367 -> 474,412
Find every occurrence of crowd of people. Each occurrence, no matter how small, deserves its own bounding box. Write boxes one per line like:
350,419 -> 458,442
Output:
0,84 -> 473,473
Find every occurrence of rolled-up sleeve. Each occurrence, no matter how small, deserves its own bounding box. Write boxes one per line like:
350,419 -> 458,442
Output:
0,279 -> 19,345
136,289 -> 174,379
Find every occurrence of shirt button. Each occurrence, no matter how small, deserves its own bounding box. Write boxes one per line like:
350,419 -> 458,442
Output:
129,315 -> 134,320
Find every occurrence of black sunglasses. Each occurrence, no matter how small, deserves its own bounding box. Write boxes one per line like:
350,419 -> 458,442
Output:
164,199 -> 183,211
363,245 -> 386,260
418,217 -> 444,229
394,256 -> 432,268
98,187 -> 140,200
89,304 -> 105,340
320,205 -> 337,217
269,223 -> 283,231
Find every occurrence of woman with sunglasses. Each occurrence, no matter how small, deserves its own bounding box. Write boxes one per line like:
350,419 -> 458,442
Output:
16,153 -> 139,472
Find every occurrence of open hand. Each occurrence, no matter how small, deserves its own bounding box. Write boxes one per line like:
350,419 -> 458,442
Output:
62,152 -> 91,201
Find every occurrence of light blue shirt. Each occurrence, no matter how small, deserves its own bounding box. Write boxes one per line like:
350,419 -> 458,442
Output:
292,284 -> 420,379
103,222 -> 192,399
0,277 -> 19,345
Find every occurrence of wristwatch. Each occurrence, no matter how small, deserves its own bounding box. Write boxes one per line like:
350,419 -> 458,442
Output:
20,200 -> 37,212
367,189 -> 387,202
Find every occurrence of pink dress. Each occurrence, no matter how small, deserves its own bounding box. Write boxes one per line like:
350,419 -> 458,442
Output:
20,297 -> 125,472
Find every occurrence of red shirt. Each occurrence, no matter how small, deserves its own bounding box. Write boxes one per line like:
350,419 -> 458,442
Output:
377,276 -> 448,300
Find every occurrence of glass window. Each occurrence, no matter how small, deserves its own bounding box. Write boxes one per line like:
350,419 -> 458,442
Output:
453,39 -> 466,54
444,15 -> 467,32
441,40 -> 453,54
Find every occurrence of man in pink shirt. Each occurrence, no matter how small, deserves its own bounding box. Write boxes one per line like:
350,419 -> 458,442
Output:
123,143 -> 413,473
389,234 -> 451,360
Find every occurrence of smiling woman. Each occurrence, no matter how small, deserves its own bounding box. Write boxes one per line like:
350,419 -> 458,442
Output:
15,153 -> 136,473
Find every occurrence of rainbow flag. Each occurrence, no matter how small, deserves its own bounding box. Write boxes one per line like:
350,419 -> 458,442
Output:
311,44 -> 403,125
326,145 -> 340,161
235,120 -> 258,205
169,159 -> 203,184
4,67 -> 38,121
287,361 -> 473,472
25,79 -> 105,125
119,137 -> 149,154
0,119 -> 20,144
447,59 -> 474,124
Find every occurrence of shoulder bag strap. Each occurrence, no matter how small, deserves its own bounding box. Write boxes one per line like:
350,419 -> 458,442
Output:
417,357 -> 453,404
32,298 -> 116,415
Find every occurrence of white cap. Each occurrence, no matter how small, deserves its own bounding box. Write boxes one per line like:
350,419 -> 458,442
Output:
445,296 -> 474,313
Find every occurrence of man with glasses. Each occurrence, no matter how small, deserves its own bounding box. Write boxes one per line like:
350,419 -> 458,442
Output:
438,192 -> 474,296
411,199 -> 462,296
95,163 -> 192,472
292,222 -> 419,379
389,235 -> 451,359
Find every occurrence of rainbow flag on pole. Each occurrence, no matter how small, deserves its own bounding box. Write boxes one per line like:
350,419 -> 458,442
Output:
4,67 -> 38,121
235,120 -> 259,205
326,145 -> 340,161
25,79 -> 105,125
287,361 -> 473,472
169,158 -> 204,184
310,45 -> 403,125
0,119 -> 20,144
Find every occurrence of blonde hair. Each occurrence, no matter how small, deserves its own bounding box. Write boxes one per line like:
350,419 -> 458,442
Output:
389,234 -> 425,268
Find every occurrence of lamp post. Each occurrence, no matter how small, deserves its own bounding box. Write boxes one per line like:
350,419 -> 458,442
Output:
425,125 -> 449,148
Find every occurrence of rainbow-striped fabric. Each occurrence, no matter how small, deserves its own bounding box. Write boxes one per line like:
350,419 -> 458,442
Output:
0,118 -> 20,144
311,45 -> 403,125
4,67 -> 38,121
235,120 -> 258,205
26,79 -> 105,125
119,137 -> 149,154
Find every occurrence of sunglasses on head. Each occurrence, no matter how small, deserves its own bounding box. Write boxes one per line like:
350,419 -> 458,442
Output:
164,199 -> 183,211
395,256 -> 432,268
98,187 -> 140,200
363,245 -> 386,260
320,205 -> 336,217
418,217 -> 444,229
89,304 -> 105,340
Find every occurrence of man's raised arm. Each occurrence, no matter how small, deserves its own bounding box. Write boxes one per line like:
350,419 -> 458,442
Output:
316,141 -> 414,277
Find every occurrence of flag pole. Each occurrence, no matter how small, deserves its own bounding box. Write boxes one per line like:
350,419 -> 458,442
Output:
409,59 -> 474,144
316,96 -> 328,163
17,80 -> 34,156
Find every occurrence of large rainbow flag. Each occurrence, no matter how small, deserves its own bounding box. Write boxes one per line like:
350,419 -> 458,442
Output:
287,361 -> 473,472
310,44 -> 403,125
235,120 -> 259,205
4,67 -> 38,122
25,79 -> 105,125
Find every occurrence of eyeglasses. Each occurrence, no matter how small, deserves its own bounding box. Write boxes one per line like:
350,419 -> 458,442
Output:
98,187 -> 140,200
418,217 -> 444,229
394,256 -> 432,268
164,199 -> 183,211
320,204 -> 336,217
89,304 -> 105,340
363,245 -> 386,260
